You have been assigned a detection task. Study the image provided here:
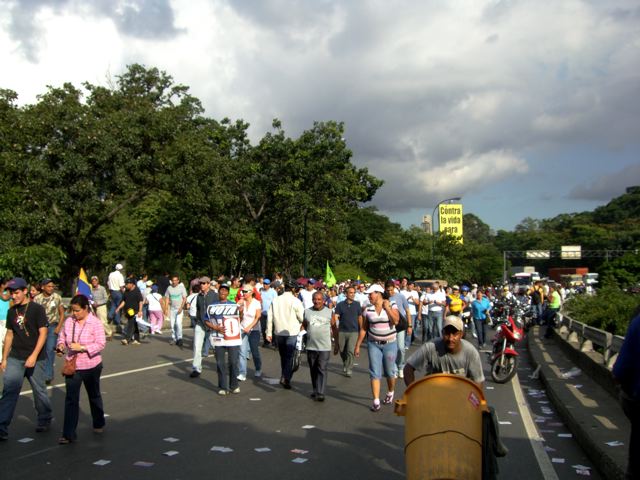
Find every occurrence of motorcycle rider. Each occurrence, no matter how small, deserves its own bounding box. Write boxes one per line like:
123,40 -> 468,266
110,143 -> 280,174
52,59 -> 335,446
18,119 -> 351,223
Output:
402,315 -> 484,388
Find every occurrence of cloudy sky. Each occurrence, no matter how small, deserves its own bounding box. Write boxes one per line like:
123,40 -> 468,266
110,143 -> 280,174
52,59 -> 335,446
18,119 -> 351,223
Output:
2,0 -> 639,231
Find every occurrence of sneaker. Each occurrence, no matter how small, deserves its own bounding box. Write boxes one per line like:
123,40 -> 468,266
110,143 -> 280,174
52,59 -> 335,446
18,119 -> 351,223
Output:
345,370 -> 352,377
231,387 -> 240,394
121,339 -> 128,346
176,339 -> 183,347
35,424 -> 51,433
237,374 -> 246,382
317,394 -> 325,402
190,371 -> 200,378
218,389 -> 228,396
398,370 -> 404,379
310,392 -> 317,400
254,370 -> 262,378
131,340 -> 141,345
370,401 -> 381,412
383,391 -> 394,405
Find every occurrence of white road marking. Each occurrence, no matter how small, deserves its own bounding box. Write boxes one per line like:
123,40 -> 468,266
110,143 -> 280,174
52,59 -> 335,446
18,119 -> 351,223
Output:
512,373 -> 560,480
19,358 -> 194,396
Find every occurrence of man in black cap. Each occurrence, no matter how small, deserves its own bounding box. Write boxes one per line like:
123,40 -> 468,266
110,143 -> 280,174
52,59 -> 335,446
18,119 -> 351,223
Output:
116,278 -> 143,345
0,278 -> 53,440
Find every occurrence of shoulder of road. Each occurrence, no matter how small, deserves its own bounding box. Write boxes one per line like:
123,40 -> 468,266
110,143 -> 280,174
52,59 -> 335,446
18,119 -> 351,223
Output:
527,326 -> 628,480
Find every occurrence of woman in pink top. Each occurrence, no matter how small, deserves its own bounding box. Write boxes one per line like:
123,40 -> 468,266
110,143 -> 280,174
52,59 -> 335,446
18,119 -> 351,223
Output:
56,294 -> 106,444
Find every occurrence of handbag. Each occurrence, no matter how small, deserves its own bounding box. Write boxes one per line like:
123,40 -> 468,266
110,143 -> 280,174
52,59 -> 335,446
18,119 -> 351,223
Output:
61,321 -> 77,377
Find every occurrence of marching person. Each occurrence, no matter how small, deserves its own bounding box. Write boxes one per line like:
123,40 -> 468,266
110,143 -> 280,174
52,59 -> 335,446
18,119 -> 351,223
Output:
332,285 -> 363,377
0,278 -> 52,440
266,281 -> 304,389
355,283 -> 400,412
304,291 -> 335,401
56,294 -> 106,444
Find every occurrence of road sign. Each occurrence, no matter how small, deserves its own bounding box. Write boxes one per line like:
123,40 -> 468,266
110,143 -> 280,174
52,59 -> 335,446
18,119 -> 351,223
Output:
561,245 -> 582,260
526,250 -> 550,259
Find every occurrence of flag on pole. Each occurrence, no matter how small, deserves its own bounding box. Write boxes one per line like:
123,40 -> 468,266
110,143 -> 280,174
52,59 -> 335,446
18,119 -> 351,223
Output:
76,268 -> 92,299
325,261 -> 336,288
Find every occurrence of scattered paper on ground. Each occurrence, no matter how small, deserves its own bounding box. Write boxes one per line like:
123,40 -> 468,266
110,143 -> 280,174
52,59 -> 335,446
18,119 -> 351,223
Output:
558,433 -> 573,438
605,440 -> 624,447
301,425 -> 315,429
561,367 -> 581,379
17,438 -> 33,443
552,458 -> 565,463
163,451 -> 179,456
250,398 -> 261,401
133,461 -> 154,467
93,459 -> 111,466
163,437 -> 180,443
498,421 -> 512,425
292,457 -> 308,464
291,449 -> 308,454
210,446 -> 234,452
255,447 -> 271,453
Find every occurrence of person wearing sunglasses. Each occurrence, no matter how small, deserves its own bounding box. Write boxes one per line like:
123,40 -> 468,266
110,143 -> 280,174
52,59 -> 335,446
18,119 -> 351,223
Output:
237,285 -> 263,381
56,294 -> 106,444
0,278 -> 52,441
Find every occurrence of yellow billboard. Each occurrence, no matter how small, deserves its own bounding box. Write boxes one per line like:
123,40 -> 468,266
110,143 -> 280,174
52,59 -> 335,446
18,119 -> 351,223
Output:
439,203 -> 463,243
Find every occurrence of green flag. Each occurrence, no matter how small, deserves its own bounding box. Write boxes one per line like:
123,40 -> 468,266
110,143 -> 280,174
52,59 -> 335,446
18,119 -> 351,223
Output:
325,261 -> 337,288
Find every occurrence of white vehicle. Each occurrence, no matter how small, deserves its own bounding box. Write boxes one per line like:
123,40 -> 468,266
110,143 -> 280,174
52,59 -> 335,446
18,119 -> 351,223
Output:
583,273 -> 599,286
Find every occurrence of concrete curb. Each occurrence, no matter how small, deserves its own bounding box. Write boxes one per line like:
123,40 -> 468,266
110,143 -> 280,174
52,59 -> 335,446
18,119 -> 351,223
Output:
526,326 -> 628,480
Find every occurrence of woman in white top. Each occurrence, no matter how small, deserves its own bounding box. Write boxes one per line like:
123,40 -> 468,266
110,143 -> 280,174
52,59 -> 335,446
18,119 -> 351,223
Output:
238,285 -> 263,380
354,284 -> 399,412
145,285 -> 164,334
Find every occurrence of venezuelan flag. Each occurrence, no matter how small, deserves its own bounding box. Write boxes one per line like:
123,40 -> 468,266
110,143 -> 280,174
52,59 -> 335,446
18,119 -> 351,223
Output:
76,268 -> 92,299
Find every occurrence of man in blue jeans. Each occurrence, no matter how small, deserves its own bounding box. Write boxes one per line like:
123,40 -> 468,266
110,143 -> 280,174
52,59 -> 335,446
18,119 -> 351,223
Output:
0,278 -> 53,440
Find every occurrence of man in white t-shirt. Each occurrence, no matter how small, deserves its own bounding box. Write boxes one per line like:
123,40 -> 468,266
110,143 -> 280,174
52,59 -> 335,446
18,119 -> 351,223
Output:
401,281 -> 420,347
299,280 -> 316,309
426,282 -> 447,340
107,263 -> 125,331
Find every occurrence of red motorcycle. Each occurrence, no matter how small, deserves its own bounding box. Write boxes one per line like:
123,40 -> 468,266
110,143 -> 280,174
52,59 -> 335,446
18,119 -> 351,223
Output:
489,302 -> 524,383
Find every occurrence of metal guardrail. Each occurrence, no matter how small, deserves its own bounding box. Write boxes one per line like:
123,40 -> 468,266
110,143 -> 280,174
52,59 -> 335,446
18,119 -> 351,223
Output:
558,313 -> 625,369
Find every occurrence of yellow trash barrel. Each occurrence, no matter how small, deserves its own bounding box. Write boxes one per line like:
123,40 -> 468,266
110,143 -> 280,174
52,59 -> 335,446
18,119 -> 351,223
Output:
394,374 -> 488,480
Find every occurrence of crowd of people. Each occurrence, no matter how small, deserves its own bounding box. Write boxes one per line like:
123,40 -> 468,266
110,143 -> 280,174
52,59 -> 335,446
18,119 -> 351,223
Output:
1,265 -> 633,473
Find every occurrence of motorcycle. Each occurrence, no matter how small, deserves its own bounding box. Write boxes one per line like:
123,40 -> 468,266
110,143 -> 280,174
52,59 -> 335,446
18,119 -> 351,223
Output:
461,306 -> 475,340
489,304 -> 524,383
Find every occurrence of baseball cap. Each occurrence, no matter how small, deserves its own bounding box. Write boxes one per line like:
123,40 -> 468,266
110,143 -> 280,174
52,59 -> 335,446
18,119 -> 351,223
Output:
461,285 -> 469,292
452,285 -> 460,290
365,284 -> 384,294
115,263 -> 123,270
146,280 -> 153,286
7,277 -> 28,290
263,279 -> 271,285
40,278 -> 54,286
443,315 -> 464,331
218,283 -> 230,291
125,277 -> 135,285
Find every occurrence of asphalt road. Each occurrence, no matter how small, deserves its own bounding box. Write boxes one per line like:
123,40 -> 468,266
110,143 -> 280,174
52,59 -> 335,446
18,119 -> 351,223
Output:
0,325 -> 601,479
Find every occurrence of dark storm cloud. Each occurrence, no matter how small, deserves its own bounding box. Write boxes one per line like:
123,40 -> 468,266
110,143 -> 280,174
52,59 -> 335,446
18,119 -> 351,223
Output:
222,0 -> 640,214
569,165 -> 640,201
5,0 -> 182,62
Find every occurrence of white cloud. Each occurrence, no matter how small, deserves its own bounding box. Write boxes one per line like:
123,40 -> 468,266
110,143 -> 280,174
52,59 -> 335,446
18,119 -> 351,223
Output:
1,0 -> 639,219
